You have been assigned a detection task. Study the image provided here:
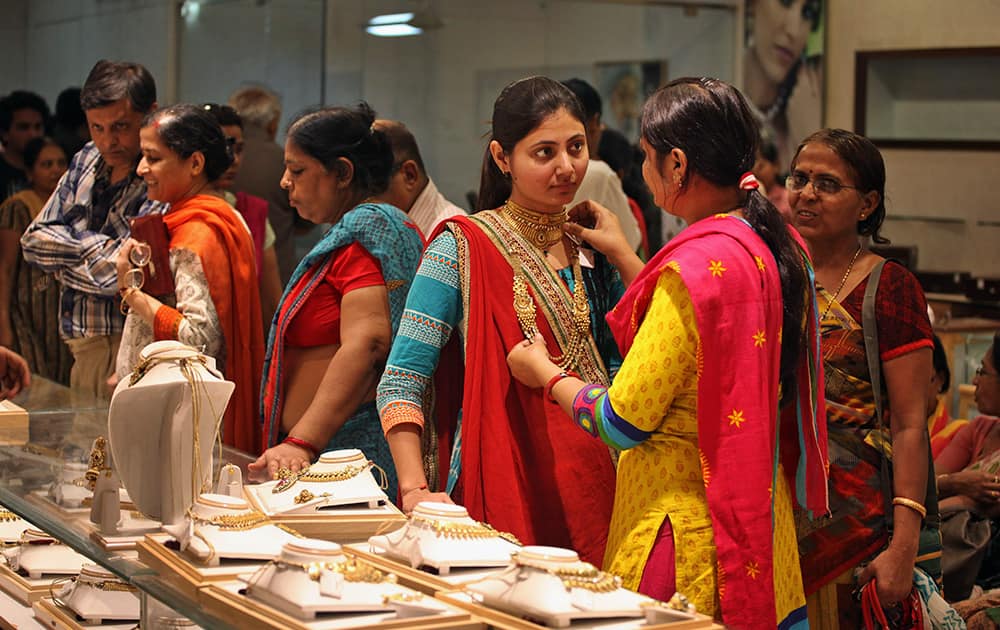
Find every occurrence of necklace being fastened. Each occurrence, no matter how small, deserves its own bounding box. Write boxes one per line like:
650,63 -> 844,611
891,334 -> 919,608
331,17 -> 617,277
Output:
499,200 -> 567,251
820,244 -> 862,321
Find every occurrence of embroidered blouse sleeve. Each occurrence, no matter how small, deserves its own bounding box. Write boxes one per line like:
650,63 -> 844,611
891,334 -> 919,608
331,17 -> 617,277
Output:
153,248 -> 224,366
377,230 -> 462,433
572,271 -> 699,449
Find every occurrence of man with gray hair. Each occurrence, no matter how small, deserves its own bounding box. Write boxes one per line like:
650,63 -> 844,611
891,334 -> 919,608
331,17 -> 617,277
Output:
21,59 -> 165,398
229,85 -> 302,285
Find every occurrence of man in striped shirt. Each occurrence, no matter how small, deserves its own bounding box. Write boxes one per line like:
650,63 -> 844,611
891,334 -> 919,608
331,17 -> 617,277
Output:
20,60 -> 165,398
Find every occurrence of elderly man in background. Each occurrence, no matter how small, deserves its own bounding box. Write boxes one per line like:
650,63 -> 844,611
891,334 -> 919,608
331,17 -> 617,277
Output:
373,119 -> 465,237
229,85 -> 305,286
21,60 -> 165,398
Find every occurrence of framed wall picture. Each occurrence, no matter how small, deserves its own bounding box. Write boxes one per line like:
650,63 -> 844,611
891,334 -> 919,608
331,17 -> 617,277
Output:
594,60 -> 668,141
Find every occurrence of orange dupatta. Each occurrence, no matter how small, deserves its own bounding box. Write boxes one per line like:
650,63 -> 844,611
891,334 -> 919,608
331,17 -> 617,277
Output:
162,194 -> 265,454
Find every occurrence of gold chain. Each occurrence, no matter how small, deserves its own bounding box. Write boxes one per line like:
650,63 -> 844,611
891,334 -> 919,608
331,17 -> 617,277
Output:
511,240 -> 590,372
512,553 -> 621,593
411,516 -> 522,545
193,510 -> 270,531
79,578 -> 138,592
499,200 -> 567,251
272,557 -> 395,584
820,244 -> 862,322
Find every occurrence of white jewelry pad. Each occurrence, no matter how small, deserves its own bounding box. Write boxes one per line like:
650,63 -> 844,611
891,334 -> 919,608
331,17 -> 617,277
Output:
248,450 -> 389,515
465,545 -> 657,628
5,529 -> 88,579
53,564 -> 140,622
368,502 -> 520,575
183,494 -> 302,566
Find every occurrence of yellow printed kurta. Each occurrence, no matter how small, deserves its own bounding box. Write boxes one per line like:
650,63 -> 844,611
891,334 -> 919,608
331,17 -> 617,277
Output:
604,270 -> 805,620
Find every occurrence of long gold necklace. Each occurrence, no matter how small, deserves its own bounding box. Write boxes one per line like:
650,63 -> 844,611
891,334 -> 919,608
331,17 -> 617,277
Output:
499,200 -> 567,251
820,244 -> 862,321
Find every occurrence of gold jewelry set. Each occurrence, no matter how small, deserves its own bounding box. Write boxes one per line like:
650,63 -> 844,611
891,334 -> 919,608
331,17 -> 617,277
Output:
273,460 -> 385,494
511,552 -> 621,593
500,200 -> 591,373
272,557 -> 394,584
410,515 -> 522,546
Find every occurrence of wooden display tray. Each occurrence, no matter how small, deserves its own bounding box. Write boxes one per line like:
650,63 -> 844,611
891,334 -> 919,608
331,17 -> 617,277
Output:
0,562 -> 60,605
341,544 -> 506,596
200,581 -> 483,630
0,400 -> 28,446
32,598 -> 136,630
135,532 -> 266,602
244,486 -> 406,543
435,590 -> 722,630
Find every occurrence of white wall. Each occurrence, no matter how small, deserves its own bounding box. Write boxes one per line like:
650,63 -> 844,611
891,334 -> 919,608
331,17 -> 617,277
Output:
0,0 -> 28,96
826,0 -> 1000,275
327,0 -> 736,209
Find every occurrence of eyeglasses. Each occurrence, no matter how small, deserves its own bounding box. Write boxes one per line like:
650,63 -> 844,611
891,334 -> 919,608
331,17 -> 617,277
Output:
785,173 -> 863,196
120,242 -> 152,315
976,366 -> 1000,379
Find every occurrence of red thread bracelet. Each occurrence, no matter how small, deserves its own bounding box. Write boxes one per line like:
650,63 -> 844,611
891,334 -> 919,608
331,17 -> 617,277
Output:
544,370 -> 579,403
402,484 -> 428,497
283,436 -> 320,459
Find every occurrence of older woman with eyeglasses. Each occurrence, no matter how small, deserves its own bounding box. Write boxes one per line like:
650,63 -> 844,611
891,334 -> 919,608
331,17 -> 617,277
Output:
790,129 -> 953,625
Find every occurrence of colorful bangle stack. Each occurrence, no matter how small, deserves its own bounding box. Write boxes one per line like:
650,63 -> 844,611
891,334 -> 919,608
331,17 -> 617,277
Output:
283,436 -> 320,459
892,496 -> 927,519
544,370 -> 580,403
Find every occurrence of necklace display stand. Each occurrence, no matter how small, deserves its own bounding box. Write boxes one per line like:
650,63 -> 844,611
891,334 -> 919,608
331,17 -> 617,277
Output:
108,341 -> 234,537
181,493 -> 302,566
463,545 -> 689,628
245,449 -> 406,543
50,563 -> 140,623
32,597 -> 139,630
368,502 -> 520,575
0,529 -> 88,605
215,464 -> 243,499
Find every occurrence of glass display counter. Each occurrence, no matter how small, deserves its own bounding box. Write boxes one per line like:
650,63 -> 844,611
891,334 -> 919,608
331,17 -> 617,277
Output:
0,377 -> 247,629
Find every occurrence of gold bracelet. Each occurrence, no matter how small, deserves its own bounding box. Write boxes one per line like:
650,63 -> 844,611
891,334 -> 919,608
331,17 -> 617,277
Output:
892,497 -> 927,519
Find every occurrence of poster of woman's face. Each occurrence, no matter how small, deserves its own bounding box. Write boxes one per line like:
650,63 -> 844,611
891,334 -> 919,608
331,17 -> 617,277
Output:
595,61 -> 667,141
743,0 -> 824,173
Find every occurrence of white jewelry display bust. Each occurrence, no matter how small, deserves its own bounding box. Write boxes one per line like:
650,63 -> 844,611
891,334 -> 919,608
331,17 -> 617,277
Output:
245,538 -> 446,620
182,493 -> 301,566
53,563 -> 140,622
368,502 -> 520,575
108,341 -> 234,529
5,529 -> 88,579
248,449 -> 389,515
465,545 -> 659,628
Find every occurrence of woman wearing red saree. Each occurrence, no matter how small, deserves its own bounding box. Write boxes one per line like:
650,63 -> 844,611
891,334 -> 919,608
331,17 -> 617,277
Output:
508,77 -> 828,627
376,77 -> 621,565
115,103 -> 264,453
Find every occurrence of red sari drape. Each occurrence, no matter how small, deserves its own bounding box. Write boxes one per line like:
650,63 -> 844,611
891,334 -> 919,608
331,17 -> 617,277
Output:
433,215 -> 616,566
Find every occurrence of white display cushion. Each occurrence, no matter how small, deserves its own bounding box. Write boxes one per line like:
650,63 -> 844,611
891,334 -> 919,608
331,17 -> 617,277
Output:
250,450 -> 389,515
245,538 -> 446,621
109,341 -> 235,527
5,529 -> 88,580
368,502 -> 520,575
184,494 -> 302,566
53,564 -> 140,622
0,505 -> 30,544
465,545 -> 659,628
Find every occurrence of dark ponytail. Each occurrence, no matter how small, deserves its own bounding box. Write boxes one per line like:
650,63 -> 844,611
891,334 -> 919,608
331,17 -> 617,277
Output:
641,77 -> 809,402
477,76 -> 586,211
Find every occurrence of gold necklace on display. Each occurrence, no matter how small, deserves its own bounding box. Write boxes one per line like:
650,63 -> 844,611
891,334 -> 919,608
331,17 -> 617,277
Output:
820,244 -> 862,321
511,552 -> 622,593
272,460 -> 384,494
272,557 -> 393,584
499,200 -> 567,251
410,515 -> 522,545
193,510 -> 270,531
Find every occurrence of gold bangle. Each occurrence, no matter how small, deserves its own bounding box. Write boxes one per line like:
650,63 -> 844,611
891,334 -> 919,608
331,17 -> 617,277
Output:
892,497 -> 927,519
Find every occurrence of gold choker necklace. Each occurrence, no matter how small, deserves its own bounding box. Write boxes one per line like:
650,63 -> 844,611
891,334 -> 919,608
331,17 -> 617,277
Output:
193,510 -> 270,531
511,552 -> 621,593
410,515 -> 522,545
499,200 -> 567,251
272,557 -> 393,584
273,460 -> 385,494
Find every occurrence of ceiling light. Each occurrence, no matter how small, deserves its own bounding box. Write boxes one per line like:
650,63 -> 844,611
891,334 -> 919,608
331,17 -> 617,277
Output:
368,12 -> 415,26
366,23 -> 423,37
365,10 -> 441,37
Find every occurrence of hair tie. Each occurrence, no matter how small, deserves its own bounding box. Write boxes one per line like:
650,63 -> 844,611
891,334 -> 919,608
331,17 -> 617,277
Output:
739,172 -> 760,190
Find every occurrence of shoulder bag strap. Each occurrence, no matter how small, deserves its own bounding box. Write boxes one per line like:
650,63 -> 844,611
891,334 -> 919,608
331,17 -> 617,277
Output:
862,259 -> 940,534
862,259 -> 894,530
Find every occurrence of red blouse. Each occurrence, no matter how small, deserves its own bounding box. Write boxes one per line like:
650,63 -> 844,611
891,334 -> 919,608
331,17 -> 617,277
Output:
284,242 -> 384,348
839,260 -> 933,361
